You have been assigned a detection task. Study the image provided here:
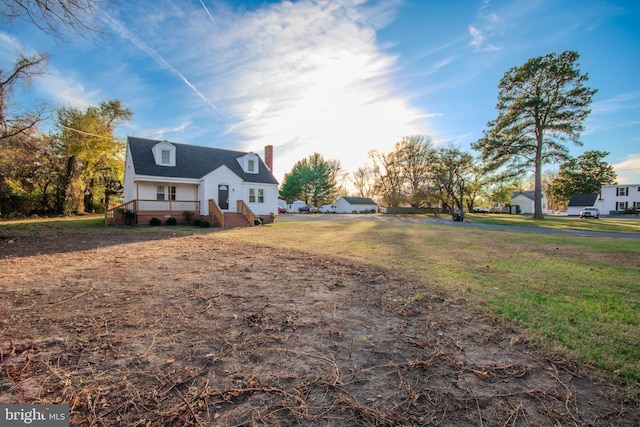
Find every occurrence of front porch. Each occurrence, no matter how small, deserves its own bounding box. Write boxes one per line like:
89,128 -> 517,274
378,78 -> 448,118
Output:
105,199 -> 264,227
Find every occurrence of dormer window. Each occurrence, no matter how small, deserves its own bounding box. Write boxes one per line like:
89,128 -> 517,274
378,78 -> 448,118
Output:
238,153 -> 259,174
152,141 -> 176,167
161,150 -> 170,165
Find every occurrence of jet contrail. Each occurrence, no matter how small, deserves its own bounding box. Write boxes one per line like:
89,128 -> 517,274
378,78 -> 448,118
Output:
199,0 -> 217,25
100,12 -> 217,111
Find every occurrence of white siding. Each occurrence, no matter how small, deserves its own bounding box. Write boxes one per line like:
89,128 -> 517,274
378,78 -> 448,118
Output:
600,184 -> 640,214
202,165 -> 243,214
241,183 -> 279,215
510,195 -> 533,214
335,199 -> 377,213
123,144 -> 136,202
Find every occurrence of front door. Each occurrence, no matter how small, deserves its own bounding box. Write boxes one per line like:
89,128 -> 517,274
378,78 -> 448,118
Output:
218,185 -> 229,210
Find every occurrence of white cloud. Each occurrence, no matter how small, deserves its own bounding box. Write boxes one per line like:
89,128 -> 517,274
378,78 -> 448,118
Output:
34,67 -> 100,108
99,10 -> 217,112
468,5 -> 503,52
613,154 -> 640,184
158,0 -> 432,181
151,121 -> 193,141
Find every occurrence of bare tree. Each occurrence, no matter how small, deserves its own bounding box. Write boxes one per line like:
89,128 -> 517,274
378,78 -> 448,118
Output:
1,0 -> 112,40
369,149 -> 405,207
351,165 -> 376,199
397,135 -> 435,208
0,52 -> 47,141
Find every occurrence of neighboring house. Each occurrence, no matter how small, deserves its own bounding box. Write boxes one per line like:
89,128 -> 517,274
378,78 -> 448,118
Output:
335,197 -> 378,213
599,184 -> 640,214
107,137 -> 279,227
567,194 -> 598,216
510,191 -> 552,215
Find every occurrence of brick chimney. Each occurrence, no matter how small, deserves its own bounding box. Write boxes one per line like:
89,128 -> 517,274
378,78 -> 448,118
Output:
264,145 -> 273,171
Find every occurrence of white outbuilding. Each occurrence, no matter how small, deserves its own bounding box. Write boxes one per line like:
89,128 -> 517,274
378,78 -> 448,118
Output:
335,197 -> 378,214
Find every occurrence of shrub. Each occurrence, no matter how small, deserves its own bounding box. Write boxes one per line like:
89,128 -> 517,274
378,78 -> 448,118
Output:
199,220 -> 210,228
254,217 -> 263,225
123,209 -> 137,225
183,210 -> 195,224
149,217 -> 161,226
166,217 -> 177,225
193,219 -> 202,227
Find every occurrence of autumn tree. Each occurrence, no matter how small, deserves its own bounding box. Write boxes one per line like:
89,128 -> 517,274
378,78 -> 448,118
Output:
429,146 -> 474,220
0,127 -> 57,215
473,51 -> 597,219
53,100 -> 132,214
464,161 -> 491,211
279,153 -> 341,207
547,150 -> 617,207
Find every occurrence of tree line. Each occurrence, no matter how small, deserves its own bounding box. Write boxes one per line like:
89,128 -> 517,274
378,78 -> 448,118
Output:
280,51 -> 617,219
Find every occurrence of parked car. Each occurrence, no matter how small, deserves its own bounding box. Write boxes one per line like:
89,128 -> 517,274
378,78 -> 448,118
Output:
278,206 -> 286,214
298,204 -> 317,213
579,207 -> 600,219
472,207 -> 489,213
320,204 -> 337,213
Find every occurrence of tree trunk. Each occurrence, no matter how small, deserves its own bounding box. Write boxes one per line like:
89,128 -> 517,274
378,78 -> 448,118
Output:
533,132 -> 544,219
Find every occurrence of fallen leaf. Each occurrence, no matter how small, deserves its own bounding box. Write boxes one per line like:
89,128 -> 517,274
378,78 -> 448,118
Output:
166,358 -> 175,364
472,370 -> 488,378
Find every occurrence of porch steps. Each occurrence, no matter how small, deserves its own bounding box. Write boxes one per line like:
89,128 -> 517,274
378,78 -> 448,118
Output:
220,212 -> 252,228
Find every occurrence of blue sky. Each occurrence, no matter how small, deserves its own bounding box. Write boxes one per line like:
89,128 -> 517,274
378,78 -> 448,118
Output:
2,0 -> 639,185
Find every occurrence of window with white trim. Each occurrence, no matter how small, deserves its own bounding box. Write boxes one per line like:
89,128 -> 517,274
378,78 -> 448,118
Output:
248,159 -> 255,172
617,187 -> 629,196
170,186 -> 176,200
157,185 -> 165,200
248,188 -> 265,203
617,201 -> 628,210
161,150 -> 170,164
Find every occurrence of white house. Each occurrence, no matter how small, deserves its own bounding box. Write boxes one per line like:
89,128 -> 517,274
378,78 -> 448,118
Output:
335,197 -> 378,213
108,137 -> 279,226
510,191 -> 552,215
599,184 -> 640,214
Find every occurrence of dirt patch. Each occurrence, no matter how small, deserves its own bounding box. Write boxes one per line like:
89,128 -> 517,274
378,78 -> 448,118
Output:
0,228 -> 637,426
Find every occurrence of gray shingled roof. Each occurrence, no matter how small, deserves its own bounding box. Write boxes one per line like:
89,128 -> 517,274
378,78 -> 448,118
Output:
512,191 -> 536,200
341,197 -> 378,205
128,136 -> 278,185
568,194 -> 598,207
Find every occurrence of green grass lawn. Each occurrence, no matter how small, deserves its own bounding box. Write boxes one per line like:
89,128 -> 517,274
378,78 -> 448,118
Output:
3,215 -> 639,395
465,213 -> 640,233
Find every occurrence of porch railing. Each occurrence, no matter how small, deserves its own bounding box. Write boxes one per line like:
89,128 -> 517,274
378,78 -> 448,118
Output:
208,199 -> 224,228
237,200 -> 255,226
105,199 -> 200,226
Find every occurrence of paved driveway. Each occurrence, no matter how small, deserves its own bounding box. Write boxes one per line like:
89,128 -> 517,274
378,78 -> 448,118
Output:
277,213 -> 640,239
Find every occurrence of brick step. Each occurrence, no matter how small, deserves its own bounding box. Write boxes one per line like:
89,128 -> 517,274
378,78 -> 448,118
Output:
222,213 -> 252,228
